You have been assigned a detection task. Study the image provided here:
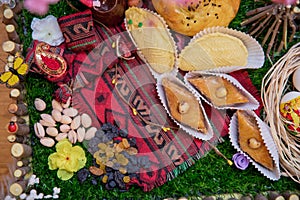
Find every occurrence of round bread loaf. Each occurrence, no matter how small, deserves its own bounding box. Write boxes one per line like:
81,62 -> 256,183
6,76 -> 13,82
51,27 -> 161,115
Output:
152,0 -> 240,36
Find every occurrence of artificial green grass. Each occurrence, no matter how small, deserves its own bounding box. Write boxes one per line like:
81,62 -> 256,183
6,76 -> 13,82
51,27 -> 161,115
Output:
22,0 -> 300,199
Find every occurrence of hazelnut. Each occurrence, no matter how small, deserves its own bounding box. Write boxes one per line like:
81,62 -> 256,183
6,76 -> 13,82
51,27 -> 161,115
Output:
248,137 -> 261,149
215,86 -> 227,98
178,101 -> 190,114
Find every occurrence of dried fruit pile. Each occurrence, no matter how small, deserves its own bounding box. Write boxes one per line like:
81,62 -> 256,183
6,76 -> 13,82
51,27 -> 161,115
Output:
80,123 -> 151,190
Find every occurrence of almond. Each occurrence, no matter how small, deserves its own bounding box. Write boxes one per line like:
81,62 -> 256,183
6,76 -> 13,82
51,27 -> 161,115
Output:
81,113 -> 92,128
40,137 -> 55,147
71,115 -> 81,130
46,127 -> 58,137
55,133 -> 68,141
85,127 -> 97,140
61,115 -> 72,124
39,119 -> 55,127
63,107 -> 78,117
52,99 -> 63,112
60,124 -> 70,133
34,98 -> 46,111
77,127 -> 85,142
51,109 -> 62,122
40,114 -> 56,126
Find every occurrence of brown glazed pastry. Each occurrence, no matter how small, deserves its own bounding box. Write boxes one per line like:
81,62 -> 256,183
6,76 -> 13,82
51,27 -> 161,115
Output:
152,0 -> 240,36
162,78 -> 207,133
187,75 -> 249,107
237,110 -> 274,170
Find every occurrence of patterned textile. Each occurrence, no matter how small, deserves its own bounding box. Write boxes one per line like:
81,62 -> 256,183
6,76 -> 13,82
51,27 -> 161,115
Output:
58,10 -> 99,52
71,23 -> 262,191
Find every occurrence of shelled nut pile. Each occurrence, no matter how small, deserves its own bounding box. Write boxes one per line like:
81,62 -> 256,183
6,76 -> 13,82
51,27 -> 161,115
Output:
34,98 -> 97,147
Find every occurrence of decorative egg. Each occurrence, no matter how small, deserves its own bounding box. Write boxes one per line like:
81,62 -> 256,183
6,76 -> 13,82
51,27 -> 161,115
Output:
292,68 -> 300,91
279,91 -> 300,135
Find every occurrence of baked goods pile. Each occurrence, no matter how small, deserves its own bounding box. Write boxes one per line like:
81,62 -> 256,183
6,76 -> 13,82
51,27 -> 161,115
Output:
125,6 -> 280,180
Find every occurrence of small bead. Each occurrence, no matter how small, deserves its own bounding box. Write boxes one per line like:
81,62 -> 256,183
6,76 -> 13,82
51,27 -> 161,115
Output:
138,22 -> 143,27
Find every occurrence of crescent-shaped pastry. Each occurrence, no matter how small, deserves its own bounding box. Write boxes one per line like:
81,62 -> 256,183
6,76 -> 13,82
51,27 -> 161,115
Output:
125,7 -> 176,74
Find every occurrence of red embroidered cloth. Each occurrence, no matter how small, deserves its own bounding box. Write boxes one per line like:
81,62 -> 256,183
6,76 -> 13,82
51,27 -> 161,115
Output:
71,24 -> 262,191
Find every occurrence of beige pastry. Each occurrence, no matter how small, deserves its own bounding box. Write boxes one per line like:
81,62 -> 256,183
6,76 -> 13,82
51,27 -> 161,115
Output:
125,7 -> 176,74
179,33 -> 248,71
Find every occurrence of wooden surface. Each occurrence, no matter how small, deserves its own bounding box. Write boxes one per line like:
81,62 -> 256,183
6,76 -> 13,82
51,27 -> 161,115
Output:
0,11 -> 17,197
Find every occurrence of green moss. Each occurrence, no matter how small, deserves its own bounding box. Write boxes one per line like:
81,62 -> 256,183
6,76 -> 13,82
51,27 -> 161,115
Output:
21,0 -> 300,199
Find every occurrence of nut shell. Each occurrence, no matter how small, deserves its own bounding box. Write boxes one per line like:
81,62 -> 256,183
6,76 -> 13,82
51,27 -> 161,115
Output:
77,127 -> 85,142
85,127 -> 97,140
52,99 -> 63,112
81,113 -> 92,128
71,116 -> 81,130
63,107 -> 78,117
34,98 -> 46,111
40,137 -> 55,147
61,115 -> 72,124
68,130 -> 77,144
40,114 -> 56,126
60,124 -> 71,133
34,122 -> 45,138
46,127 -> 58,137
55,133 -> 68,141
52,109 -> 62,122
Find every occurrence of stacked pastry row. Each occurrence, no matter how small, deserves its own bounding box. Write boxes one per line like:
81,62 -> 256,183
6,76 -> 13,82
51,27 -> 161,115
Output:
125,7 -> 280,180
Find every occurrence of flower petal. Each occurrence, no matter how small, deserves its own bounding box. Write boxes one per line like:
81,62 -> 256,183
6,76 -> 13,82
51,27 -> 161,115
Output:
31,15 -> 64,46
57,169 -> 74,181
56,139 -> 72,154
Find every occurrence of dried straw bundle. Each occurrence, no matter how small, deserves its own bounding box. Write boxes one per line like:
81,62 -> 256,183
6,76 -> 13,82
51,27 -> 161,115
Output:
262,43 -> 300,184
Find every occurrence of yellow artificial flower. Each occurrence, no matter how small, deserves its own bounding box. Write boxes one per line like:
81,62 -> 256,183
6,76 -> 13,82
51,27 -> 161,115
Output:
48,139 -> 87,180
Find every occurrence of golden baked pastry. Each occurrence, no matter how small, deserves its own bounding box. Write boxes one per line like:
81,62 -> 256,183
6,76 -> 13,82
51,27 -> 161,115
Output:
162,78 -> 207,133
178,32 -> 248,71
187,75 -> 249,107
125,7 -> 176,74
152,0 -> 240,36
237,110 -> 274,170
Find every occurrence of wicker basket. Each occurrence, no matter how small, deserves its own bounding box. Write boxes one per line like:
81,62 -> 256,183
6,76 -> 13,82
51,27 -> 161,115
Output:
262,43 -> 300,183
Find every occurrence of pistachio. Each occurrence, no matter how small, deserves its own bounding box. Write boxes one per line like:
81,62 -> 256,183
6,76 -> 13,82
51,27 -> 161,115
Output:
178,101 -> 190,114
71,115 -> 81,130
248,137 -> 261,149
34,122 -> 45,139
68,130 -> 77,144
215,86 -> 228,98
77,127 -> 85,142
40,114 -> 56,126
52,99 -> 63,112
63,107 -> 78,117
62,97 -> 71,108
51,109 -> 62,122
55,133 -> 68,141
46,127 -> 58,137
34,98 -> 46,111
60,115 -> 72,124
39,119 -> 55,127
81,113 -> 92,128
40,137 -> 55,147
